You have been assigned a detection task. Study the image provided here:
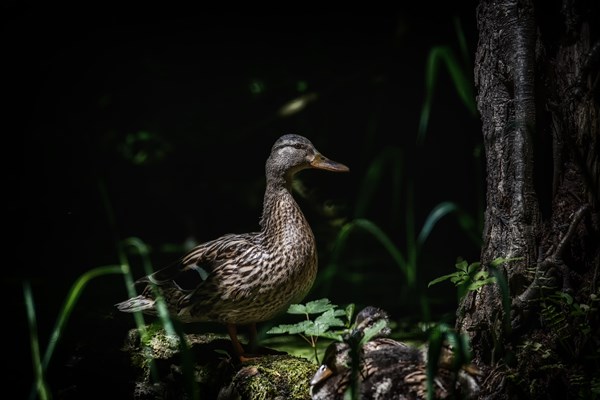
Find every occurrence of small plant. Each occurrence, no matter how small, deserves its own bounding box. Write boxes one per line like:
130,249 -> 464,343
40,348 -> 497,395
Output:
428,257 -> 517,299
267,298 -> 354,363
517,340 -> 553,360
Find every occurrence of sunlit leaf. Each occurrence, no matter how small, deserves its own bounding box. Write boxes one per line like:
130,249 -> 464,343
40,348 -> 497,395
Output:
428,273 -> 458,288
466,278 -> 496,291
456,259 -> 469,272
360,319 -> 388,345
267,320 -> 313,335
345,303 -> 356,326
472,270 -> 489,280
313,309 -> 345,329
468,262 -> 482,275
286,304 -> 308,314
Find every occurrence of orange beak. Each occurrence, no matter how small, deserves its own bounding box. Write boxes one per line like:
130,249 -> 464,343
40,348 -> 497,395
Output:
310,153 -> 349,172
310,364 -> 334,386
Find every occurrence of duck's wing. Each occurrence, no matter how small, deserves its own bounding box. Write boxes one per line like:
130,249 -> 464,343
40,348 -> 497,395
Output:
116,232 -> 260,314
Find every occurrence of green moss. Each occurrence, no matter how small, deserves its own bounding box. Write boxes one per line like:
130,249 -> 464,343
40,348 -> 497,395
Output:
123,326 -> 319,398
233,355 -> 318,400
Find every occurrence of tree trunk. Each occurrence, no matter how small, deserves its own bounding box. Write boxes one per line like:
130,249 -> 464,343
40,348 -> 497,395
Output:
456,0 -> 599,398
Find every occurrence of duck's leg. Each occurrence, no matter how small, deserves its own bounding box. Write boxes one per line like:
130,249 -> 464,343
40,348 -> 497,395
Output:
226,323 -> 247,361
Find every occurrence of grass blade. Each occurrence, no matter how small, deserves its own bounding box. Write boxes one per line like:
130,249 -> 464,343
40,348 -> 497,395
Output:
24,281 -> 51,400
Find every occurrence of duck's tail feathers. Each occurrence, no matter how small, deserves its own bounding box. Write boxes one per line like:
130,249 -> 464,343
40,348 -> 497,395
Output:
115,296 -> 156,313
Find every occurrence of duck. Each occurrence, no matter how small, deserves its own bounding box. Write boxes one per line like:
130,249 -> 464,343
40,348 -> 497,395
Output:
115,134 -> 349,362
310,306 -> 481,400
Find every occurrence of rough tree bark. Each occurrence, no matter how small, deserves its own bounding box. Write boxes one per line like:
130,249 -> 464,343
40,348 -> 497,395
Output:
456,0 -> 599,398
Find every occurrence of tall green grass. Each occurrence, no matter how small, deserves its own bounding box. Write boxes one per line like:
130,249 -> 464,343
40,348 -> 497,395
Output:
25,182 -> 199,400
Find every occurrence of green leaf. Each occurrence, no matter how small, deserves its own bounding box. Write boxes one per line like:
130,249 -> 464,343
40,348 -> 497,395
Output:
466,277 -> 496,291
266,320 -> 313,335
553,291 -> 574,305
310,309 -> 345,336
333,308 -> 347,317
417,46 -> 476,144
467,262 -> 480,274
418,202 -> 458,246
472,270 -> 489,281
428,273 -> 459,287
344,304 -> 355,327
456,259 -> 469,272
490,256 -> 523,268
286,304 -> 308,314
315,309 -> 345,325
286,298 -> 336,314
451,274 -> 469,285
354,147 -> 404,219
360,319 -> 388,345
351,219 -> 410,283
319,331 -> 344,341
304,298 -> 336,314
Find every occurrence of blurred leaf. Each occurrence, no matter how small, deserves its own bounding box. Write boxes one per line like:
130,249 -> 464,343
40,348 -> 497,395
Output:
453,16 -> 471,67
418,202 -> 457,245
278,92 -> 318,117
360,319 -> 388,345
352,218 -> 411,283
417,46 -> 476,144
248,78 -> 266,94
118,130 -> 172,166
426,324 -> 447,400
418,201 -> 481,248
296,80 -> 308,92
428,273 -> 458,288
354,147 -> 403,219
24,282 -> 51,400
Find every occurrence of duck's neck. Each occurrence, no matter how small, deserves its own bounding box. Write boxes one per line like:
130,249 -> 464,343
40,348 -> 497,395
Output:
259,179 -> 312,242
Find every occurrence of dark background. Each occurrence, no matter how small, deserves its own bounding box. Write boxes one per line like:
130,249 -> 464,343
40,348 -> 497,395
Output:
10,6 -> 484,395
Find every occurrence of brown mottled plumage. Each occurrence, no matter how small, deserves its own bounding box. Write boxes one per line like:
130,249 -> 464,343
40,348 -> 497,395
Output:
115,134 -> 349,361
310,307 -> 481,400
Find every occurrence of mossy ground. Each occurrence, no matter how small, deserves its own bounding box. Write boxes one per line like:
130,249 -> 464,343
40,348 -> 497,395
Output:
124,327 -> 319,399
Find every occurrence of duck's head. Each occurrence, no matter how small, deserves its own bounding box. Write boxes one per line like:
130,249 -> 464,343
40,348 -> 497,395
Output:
311,306 -> 392,389
353,306 -> 392,338
310,340 -> 350,389
266,134 -> 349,182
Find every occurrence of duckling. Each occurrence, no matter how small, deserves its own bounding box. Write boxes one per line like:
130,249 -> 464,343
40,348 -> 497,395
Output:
310,306 -> 481,399
115,134 -> 349,361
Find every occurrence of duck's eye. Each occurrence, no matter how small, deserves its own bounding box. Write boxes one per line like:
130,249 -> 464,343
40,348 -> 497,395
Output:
291,143 -> 304,150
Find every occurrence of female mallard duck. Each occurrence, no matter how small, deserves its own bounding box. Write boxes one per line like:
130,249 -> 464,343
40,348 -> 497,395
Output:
115,134 -> 349,361
310,306 -> 481,400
